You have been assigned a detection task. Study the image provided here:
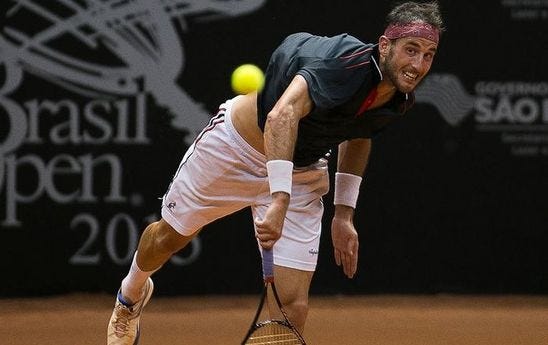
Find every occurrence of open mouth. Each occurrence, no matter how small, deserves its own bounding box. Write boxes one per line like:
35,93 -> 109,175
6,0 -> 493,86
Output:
403,71 -> 418,82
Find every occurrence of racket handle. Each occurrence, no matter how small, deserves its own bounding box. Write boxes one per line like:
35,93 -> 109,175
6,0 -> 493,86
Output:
261,248 -> 274,281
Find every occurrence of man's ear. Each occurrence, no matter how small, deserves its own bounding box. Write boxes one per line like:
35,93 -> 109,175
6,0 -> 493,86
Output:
378,35 -> 391,58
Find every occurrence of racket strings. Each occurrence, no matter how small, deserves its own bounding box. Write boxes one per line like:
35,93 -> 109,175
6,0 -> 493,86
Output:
245,323 -> 303,344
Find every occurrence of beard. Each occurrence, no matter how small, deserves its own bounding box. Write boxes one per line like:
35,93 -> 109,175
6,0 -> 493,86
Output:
382,47 -> 420,94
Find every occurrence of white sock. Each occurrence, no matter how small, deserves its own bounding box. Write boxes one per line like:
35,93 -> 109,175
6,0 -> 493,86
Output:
120,252 -> 158,304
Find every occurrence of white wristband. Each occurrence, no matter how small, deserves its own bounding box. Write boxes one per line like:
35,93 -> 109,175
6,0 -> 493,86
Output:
334,172 -> 362,208
266,160 -> 294,195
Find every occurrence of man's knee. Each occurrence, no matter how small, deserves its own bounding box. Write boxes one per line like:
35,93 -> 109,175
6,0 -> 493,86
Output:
147,219 -> 196,254
281,297 -> 309,333
284,298 -> 309,317
273,266 -> 313,332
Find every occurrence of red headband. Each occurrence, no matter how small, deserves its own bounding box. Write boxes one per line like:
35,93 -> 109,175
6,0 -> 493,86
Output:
384,22 -> 440,44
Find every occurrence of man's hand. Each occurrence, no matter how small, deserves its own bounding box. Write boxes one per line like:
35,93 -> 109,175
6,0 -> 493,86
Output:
331,209 -> 359,278
254,192 -> 289,249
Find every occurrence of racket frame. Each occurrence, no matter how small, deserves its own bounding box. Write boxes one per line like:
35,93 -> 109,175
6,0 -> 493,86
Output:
241,248 -> 306,344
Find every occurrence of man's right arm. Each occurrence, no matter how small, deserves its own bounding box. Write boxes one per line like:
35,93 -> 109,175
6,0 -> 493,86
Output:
254,74 -> 313,250
263,75 -> 313,161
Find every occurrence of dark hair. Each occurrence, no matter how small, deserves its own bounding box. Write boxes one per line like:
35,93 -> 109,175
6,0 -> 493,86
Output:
386,1 -> 445,33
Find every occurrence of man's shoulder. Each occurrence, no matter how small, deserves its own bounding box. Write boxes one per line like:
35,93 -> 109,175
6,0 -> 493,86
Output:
280,32 -> 372,57
283,32 -> 368,45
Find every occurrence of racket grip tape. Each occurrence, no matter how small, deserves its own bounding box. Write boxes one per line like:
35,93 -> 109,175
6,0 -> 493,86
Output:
261,248 -> 274,281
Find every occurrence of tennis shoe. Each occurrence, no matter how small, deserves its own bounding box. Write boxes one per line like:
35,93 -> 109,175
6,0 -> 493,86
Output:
107,278 -> 154,345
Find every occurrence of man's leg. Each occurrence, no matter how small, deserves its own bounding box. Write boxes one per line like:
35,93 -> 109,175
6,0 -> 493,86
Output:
120,219 -> 197,303
261,160 -> 329,334
108,97 -> 261,344
108,219 -> 198,344
270,265 -> 314,334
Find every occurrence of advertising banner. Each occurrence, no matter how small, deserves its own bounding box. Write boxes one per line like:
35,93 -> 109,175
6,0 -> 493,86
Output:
1,0 -> 547,296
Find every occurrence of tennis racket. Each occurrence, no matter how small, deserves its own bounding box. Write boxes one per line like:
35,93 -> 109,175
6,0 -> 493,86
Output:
241,248 -> 306,344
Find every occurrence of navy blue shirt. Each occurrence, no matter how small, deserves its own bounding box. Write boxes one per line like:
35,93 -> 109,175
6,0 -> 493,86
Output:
257,32 -> 414,167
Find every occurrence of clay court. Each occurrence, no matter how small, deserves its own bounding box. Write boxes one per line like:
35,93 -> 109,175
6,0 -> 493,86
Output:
2,294 -> 548,344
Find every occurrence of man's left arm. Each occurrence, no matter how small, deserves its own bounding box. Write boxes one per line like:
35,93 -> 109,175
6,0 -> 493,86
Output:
332,138 -> 371,278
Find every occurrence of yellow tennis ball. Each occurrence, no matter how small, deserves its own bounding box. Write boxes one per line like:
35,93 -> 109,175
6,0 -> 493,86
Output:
231,64 -> 265,94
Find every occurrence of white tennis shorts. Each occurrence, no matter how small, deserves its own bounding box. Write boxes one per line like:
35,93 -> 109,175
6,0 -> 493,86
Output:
161,97 -> 329,271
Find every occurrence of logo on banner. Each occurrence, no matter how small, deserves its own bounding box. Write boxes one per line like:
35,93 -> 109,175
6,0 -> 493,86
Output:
1,0 -> 266,140
416,73 -> 548,157
501,0 -> 548,21
0,0 -> 266,266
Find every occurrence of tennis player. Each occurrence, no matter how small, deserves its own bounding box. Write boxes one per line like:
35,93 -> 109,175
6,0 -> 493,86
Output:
108,1 -> 445,343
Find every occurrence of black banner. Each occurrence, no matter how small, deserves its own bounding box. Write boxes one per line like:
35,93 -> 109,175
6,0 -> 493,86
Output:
1,0 -> 547,296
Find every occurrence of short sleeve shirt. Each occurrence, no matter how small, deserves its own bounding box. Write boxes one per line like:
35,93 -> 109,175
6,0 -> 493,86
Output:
257,32 -> 414,167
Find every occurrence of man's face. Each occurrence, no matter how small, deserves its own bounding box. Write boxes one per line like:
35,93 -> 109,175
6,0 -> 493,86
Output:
380,36 -> 438,93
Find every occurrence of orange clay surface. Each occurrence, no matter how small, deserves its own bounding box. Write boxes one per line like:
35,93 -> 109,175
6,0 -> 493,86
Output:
1,294 -> 548,345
